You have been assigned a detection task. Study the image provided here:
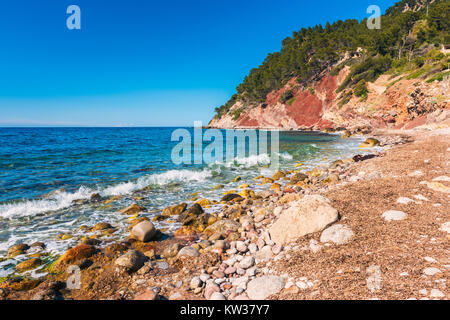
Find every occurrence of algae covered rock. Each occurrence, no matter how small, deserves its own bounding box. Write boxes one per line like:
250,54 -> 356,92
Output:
120,204 -> 146,215
16,258 -> 42,272
162,203 -> 187,216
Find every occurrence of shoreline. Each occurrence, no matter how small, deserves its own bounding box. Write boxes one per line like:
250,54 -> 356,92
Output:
0,126 -> 448,300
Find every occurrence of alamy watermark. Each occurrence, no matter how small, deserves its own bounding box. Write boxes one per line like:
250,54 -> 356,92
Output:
171,122 -> 280,170
367,5 -> 381,30
66,265 -> 81,290
66,5 -> 81,30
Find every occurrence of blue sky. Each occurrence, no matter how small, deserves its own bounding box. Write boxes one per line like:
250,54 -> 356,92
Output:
0,0 -> 398,126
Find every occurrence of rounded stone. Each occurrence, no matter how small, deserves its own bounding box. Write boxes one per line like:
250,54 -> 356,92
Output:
382,210 -> 407,222
320,224 -> 354,245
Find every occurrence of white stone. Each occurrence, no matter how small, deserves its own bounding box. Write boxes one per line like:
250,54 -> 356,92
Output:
269,195 -> 339,245
190,276 -> 203,289
414,194 -> 429,201
382,210 -> 407,222
239,256 -> 255,269
430,289 -> 445,298
418,289 -> 428,295
320,224 -> 354,245
432,176 -> 450,182
366,265 -> 382,293
210,292 -> 226,300
423,267 -> 441,276
309,239 -> 323,253
397,197 -> 414,204
177,246 -> 200,257
439,222 -> 450,233
246,276 -> 284,300
424,257 -> 437,263
408,170 -> 424,177
236,241 -> 248,253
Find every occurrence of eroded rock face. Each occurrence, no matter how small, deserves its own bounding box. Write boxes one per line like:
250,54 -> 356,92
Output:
269,195 -> 339,245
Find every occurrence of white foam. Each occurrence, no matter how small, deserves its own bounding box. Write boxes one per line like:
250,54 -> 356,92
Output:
0,169 -> 212,219
0,186 -> 93,219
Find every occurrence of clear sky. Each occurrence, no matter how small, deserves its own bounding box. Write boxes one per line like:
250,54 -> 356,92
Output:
0,0 -> 398,127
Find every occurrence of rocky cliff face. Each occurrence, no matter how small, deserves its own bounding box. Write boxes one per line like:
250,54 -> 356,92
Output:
208,64 -> 449,131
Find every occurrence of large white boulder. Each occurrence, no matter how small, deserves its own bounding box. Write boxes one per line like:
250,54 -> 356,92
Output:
269,195 -> 339,245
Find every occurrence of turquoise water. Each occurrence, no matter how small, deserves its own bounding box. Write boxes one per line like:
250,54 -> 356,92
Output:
0,127 -> 366,277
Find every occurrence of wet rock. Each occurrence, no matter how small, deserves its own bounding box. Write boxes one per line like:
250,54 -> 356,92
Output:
120,204 -> 146,215
186,203 -> 204,215
247,276 -> 284,300
131,221 -> 157,242
30,242 -> 46,250
269,195 -> 339,245
8,243 -> 29,257
90,193 -> 102,202
360,138 -> 380,148
177,246 -> 200,258
115,250 -> 148,272
271,170 -> 286,181
92,222 -> 113,231
174,226 -> 198,241
162,203 -> 187,216
352,154 -> 376,162
82,238 -> 101,246
58,244 -> 97,265
104,243 -> 128,257
232,176 -> 242,183
16,258 -> 42,271
290,172 -> 309,183
221,194 -> 244,202
320,224 -> 354,245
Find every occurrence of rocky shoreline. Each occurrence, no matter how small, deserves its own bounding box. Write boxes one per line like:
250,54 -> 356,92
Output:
1,127 -> 448,301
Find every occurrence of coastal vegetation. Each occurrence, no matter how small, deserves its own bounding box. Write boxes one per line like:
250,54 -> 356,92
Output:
213,0 -> 449,120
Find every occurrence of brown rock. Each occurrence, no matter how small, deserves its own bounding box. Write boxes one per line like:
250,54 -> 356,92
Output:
134,290 -> 159,300
162,203 -> 187,216
58,244 -> 97,265
16,258 -> 42,271
120,204 -> 146,215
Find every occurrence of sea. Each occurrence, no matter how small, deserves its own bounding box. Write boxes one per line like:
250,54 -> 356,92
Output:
0,127 -> 371,277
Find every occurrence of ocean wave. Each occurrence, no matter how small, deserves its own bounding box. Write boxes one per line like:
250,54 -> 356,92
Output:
0,169 -> 212,219
0,186 -> 93,219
